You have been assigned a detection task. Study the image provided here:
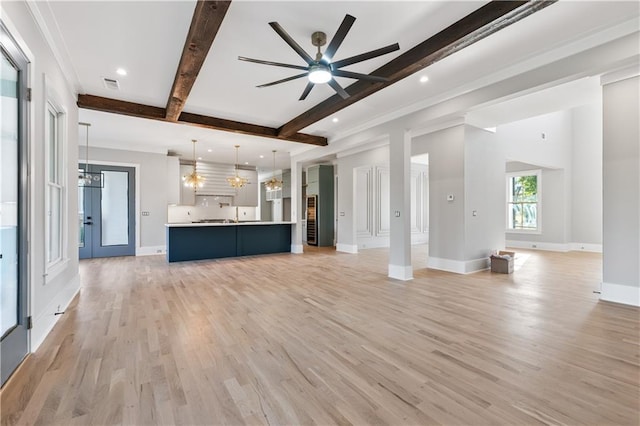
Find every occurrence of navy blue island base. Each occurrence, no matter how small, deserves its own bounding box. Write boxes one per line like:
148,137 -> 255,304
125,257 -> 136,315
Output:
166,222 -> 292,262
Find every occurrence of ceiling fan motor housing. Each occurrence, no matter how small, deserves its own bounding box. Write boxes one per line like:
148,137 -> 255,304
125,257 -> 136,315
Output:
311,31 -> 327,47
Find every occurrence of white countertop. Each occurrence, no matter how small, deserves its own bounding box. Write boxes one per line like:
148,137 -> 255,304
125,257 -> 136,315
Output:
166,221 -> 294,227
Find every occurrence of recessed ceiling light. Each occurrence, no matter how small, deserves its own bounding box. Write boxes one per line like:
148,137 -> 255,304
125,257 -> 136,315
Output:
419,75 -> 429,83
259,155 -> 264,159
116,68 -> 127,76
197,157 -> 202,160
207,149 -> 212,152
244,161 -> 249,165
332,117 -> 339,123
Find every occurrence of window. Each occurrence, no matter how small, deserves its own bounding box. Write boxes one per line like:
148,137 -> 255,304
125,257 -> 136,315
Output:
45,100 -> 65,267
506,170 -> 541,232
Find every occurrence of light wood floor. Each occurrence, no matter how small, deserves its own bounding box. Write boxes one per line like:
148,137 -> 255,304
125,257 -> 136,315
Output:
2,247 -> 639,425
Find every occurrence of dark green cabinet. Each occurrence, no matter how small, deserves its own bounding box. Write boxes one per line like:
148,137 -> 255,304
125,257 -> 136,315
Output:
306,165 -> 334,247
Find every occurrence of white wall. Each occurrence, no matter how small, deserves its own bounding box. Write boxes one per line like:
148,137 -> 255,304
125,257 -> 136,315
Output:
496,107 -> 603,251
335,144 -> 429,252
336,145 -> 388,251
601,74 -> 639,306
2,2 -> 80,350
413,125 -> 466,262
572,103 -> 603,246
464,125 -> 505,261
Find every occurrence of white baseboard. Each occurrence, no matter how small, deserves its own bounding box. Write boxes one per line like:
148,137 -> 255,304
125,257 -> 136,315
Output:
31,274 -> 80,352
358,238 -> 390,250
137,245 -> 166,256
506,240 -> 604,253
291,244 -> 304,254
427,256 -> 489,274
506,240 -> 570,252
388,264 -> 413,281
465,257 -> 491,273
600,282 -> 640,307
569,242 -> 603,253
336,243 -> 358,254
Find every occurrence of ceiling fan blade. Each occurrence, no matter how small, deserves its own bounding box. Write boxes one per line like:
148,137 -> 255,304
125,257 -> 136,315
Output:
299,82 -> 315,101
332,69 -> 388,82
269,22 -> 314,65
328,78 -> 349,99
332,43 -> 400,69
238,56 -> 308,71
257,72 -> 309,88
324,14 -> 356,61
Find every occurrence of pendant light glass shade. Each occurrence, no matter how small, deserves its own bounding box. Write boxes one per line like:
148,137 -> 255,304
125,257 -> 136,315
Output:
227,145 -> 249,188
264,150 -> 282,191
182,139 -> 205,189
78,122 -> 103,188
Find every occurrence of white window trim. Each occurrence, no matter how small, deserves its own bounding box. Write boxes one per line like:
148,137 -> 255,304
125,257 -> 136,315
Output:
44,75 -> 68,279
505,169 -> 542,235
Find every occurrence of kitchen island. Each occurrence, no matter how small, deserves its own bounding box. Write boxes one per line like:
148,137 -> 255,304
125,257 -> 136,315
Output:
165,222 -> 293,262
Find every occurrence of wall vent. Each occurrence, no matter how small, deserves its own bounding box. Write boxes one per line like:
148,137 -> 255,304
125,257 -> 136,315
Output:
102,77 -> 120,90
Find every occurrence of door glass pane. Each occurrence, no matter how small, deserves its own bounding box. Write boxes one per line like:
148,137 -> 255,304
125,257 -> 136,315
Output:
1,53 -> 19,336
78,183 -> 85,248
101,170 -> 129,246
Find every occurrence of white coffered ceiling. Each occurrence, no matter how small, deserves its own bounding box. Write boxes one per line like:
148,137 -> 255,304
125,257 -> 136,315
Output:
39,1 -> 639,170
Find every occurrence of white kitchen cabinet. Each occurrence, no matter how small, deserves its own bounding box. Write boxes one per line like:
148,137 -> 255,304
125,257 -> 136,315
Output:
166,156 -> 181,205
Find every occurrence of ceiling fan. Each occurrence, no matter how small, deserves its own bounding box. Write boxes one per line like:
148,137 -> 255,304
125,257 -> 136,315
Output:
238,14 -> 400,101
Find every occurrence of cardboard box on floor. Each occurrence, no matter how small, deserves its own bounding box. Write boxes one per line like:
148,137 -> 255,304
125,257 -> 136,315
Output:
490,250 -> 515,273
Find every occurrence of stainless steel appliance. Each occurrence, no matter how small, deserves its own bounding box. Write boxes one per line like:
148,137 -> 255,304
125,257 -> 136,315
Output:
306,195 -> 317,245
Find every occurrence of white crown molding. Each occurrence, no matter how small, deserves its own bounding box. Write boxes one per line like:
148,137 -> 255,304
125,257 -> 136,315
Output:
600,63 -> 640,86
25,0 -> 81,97
322,17 -> 640,147
85,139 -> 169,155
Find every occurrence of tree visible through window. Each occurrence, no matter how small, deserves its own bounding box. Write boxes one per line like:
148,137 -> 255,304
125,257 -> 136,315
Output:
507,171 -> 540,231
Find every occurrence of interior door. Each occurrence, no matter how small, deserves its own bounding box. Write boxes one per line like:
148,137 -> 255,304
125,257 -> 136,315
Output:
1,24 -> 30,386
79,164 -> 135,259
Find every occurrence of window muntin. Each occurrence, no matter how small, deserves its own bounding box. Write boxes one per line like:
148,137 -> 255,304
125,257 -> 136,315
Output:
45,101 -> 65,266
507,171 -> 540,232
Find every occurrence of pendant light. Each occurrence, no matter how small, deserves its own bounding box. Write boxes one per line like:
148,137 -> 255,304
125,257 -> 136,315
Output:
264,150 -> 283,191
227,145 -> 249,188
182,139 -> 205,189
78,122 -> 102,188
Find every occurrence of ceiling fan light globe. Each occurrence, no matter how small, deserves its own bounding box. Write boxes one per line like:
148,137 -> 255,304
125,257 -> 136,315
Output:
308,66 -> 331,84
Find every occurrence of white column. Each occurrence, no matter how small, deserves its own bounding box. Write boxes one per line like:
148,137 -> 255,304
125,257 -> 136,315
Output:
388,127 -> 413,280
601,71 -> 640,306
290,159 -> 304,254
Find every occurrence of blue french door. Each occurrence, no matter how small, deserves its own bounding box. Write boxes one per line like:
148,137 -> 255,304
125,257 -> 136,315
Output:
1,23 -> 29,387
79,164 -> 135,259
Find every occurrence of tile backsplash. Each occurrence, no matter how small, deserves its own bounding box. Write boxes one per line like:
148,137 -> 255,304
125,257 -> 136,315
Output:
168,202 -> 258,223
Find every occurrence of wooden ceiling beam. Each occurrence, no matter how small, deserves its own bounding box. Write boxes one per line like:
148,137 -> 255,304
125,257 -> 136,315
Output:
277,0 -> 556,138
165,1 -> 232,121
77,94 -> 327,146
